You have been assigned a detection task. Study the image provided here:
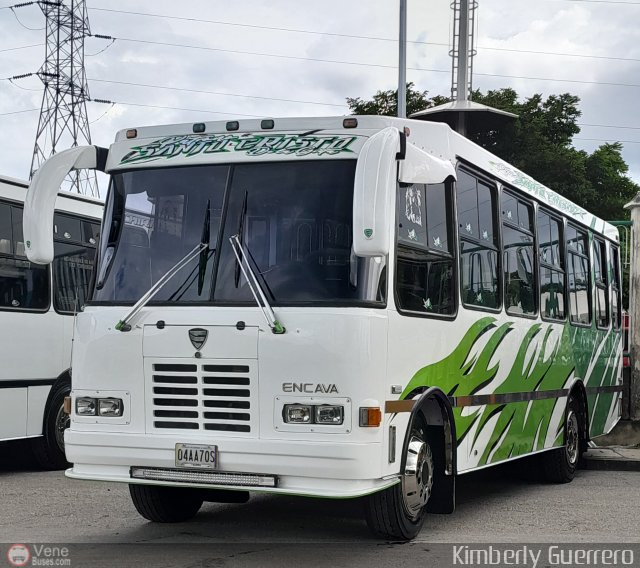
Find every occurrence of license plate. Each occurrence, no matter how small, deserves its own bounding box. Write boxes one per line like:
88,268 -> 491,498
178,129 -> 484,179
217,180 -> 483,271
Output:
175,443 -> 218,469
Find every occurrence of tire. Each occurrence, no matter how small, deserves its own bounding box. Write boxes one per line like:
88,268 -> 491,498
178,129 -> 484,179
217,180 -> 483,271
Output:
31,381 -> 71,470
129,484 -> 203,523
365,418 -> 434,540
541,396 -> 581,483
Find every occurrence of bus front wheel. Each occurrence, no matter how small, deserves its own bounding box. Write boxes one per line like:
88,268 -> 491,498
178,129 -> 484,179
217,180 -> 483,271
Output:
129,484 -> 203,523
365,418 -> 434,540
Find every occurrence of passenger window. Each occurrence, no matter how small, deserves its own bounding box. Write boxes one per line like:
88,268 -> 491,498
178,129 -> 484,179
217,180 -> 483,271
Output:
396,182 -> 456,316
457,172 -> 499,310
0,202 -> 49,311
502,191 -> 536,317
567,224 -> 591,325
594,238 -> 609,329
537,209 -> 566,320
610,245 -> 622,329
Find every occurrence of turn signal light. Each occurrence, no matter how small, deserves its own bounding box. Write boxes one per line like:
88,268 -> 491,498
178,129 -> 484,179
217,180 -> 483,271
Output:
359,407 -> 382,427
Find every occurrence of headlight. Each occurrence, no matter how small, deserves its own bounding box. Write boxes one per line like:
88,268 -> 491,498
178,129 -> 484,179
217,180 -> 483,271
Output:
98,398 -> 124,417
76,397 -> 97,416
283,403 -> 344,425
314,405 -> 344,425
283,404 -> 312,424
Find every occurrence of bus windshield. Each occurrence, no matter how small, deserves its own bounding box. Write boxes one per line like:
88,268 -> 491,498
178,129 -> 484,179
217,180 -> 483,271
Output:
93,160 -> 382,306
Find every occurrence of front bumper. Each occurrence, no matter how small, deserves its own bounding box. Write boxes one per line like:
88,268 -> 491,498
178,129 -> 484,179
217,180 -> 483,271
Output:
64,430 -> 398,498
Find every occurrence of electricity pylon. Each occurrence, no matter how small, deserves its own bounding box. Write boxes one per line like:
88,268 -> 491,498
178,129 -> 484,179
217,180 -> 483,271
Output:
30,0 -> 98,197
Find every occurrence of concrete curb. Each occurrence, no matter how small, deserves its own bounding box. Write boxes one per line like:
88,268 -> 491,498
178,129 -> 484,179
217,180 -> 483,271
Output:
582,447 -> 640,472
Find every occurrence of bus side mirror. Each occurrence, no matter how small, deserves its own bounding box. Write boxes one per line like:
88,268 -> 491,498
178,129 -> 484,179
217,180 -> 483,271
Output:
353,127 -> 456,257
24,145 -> 107,265
353,127 -> 400,257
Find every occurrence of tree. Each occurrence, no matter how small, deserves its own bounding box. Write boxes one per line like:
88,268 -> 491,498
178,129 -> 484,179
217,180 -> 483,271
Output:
346,83 -> 448,118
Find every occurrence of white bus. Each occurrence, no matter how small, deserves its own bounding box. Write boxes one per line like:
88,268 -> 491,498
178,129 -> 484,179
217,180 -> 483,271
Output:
23,117 -> 622,539
0,175 -> 102,469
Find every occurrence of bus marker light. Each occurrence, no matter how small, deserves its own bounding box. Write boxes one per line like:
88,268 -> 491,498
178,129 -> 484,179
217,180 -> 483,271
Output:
261,119 -> 274,130
226,121 -> 240,131
125,129 -> 137,139
98,398 -> 124,417
76,397 -> 97,416
359,407 -> 382,427
343,118 -> 358,129
192,123 -> 206,133
63,396 -> 71,415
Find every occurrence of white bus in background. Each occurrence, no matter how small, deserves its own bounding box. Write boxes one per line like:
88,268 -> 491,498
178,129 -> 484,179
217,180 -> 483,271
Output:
23,117 -> 622,540
0,175 -> 102,469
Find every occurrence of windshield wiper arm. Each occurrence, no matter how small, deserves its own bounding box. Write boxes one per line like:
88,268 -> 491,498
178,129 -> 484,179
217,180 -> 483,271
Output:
115,206 -> 214,332
229,234 -> 285,334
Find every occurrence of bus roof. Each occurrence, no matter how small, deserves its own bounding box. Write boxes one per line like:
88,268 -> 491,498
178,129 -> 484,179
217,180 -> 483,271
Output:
0,174 -> 103,220
109,115 -> 617,241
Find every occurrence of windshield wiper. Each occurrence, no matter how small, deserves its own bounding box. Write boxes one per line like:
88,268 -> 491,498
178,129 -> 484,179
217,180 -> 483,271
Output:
115,206 -> 214,332
229,234 -> 285,334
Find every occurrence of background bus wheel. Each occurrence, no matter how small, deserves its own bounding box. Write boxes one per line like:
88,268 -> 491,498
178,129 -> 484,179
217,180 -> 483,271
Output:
129,484 -> 203,523
541,396 -> 581,483
31,381 -> 71,470
365,418 -> 433,540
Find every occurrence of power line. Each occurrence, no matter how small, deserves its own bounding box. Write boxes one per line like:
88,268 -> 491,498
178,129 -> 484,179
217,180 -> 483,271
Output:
0,43 -> 43,53
89,78 -> 347,108
91,99 -> 263,118
98,36 -> 640,90
0,107 -> 39,116
10,6 -> 44,30
88,7 -> 640,65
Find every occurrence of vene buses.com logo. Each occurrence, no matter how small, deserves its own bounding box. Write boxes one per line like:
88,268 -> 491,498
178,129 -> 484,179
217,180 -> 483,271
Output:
7,544 -> 30,567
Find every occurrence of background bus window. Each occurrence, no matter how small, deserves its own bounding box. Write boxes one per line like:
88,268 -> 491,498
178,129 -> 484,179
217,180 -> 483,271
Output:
567,224 -> 591,325
52,213 -> 99,314
457,172 -> 499,310
610,244 -> 622,329
0,202 -> 49,311
396,182 -> 455,316
593,238 -> 609,329
537,209 -> 566,321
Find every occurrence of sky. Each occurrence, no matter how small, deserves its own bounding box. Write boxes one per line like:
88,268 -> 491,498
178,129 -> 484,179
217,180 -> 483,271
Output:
1,0 -> 639,199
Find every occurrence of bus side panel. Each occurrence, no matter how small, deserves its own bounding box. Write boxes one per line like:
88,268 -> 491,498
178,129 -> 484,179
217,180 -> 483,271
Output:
0,388 -> 28,440
26,385 -> 52,436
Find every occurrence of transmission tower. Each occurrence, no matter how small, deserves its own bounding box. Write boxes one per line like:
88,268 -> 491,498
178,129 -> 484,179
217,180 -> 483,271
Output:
30,0 -> 99,197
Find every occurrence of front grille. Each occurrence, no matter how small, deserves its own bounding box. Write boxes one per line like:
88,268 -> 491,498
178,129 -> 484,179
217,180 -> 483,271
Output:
146,360 -> 257,436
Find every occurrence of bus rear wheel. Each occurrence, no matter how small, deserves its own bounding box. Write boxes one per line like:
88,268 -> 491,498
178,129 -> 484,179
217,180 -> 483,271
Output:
129,484 -> 203,523
540,396 -> 582,483
365,418 -> 433,540
31,381 -> 71,470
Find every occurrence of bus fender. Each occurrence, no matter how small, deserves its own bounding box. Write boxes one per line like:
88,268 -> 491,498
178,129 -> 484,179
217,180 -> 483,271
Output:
404,387 -> 456,514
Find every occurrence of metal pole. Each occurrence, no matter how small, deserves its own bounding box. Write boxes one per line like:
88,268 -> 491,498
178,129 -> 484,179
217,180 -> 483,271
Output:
398,0 -> 407,118
624,194 -> 640,421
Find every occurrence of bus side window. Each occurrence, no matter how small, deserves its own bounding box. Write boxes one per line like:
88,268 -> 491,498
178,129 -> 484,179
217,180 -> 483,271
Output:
593,237 -> 609,329
567,224 -> 591,326
610,244 -> 622,329
457,172 -> 499,310
502,191 -> 536,317
395,182 -> 456,316
52,213 -> 99,314
537,209 -> 566,321
0,202 -> 49,311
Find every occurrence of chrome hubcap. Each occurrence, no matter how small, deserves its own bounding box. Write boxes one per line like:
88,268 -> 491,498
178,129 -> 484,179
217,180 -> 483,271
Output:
402,433 -> 433,520
54,403 -> 69,453
566,410 -> 579,466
